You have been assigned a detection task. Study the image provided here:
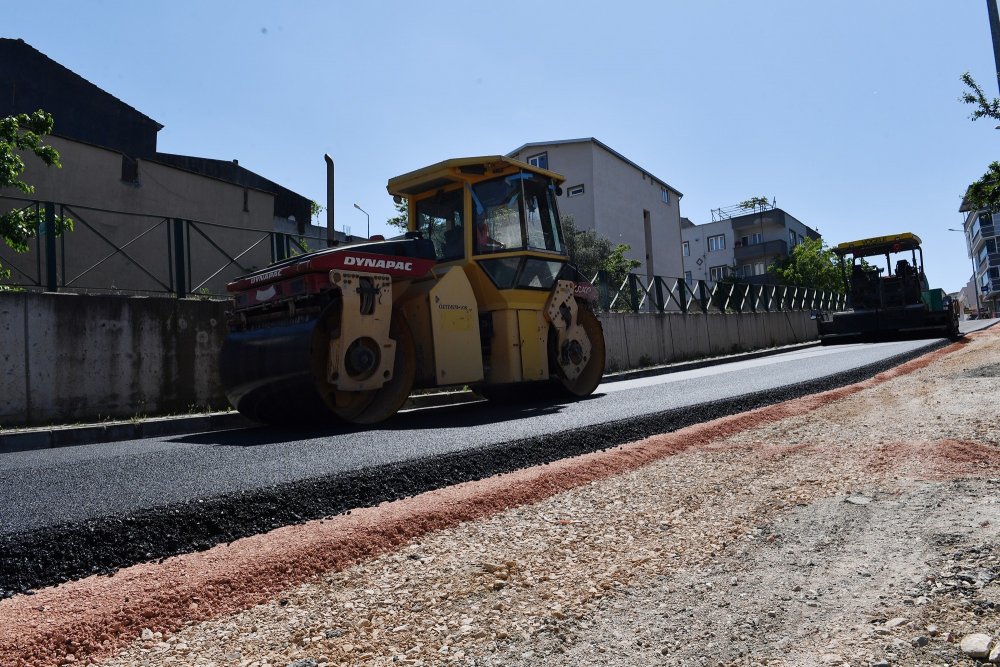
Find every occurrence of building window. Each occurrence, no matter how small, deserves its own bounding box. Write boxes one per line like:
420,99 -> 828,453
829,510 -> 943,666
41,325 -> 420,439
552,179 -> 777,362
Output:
979,239 -> 996,268
755,261 -> 765,275
798,233 -> 804,245
120,155 -> 139,184
709,265 -> 728,281
567,184 -> 585,197
789,230 -> 797,247
742,264 -> 753,277
661,187 -> 670,204
527,152 -> 548,170
707,234 -> 726,252
682,241 -> 690,256
740,232 -> 762,246
684,270 -> 693,282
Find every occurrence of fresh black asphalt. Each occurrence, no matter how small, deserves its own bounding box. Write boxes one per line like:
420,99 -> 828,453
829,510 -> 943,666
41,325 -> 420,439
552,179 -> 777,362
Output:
0,338 -> 951,598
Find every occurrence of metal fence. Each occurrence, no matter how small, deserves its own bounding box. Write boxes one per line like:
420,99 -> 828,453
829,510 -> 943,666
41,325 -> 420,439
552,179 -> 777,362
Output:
592,271 -> 847,315
1,195 -> 846,312
0,196 -> 331,297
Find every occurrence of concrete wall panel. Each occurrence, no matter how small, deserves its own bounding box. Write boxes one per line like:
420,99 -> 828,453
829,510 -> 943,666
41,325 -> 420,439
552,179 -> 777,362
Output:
0,292 -> 27,423
664,314 -> 711,361
3,292 -> 228,428
619,314 -> 668,367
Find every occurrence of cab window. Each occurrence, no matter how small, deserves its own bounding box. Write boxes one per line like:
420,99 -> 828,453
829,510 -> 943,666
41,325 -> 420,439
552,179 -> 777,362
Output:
416,189 -> 465,261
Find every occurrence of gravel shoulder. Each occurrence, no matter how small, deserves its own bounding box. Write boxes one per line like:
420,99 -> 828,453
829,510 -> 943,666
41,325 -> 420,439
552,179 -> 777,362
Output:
4,330 -> 999,667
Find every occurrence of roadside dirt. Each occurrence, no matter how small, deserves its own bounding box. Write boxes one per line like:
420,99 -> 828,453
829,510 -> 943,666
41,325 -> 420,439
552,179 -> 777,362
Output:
3,329 -> 998,667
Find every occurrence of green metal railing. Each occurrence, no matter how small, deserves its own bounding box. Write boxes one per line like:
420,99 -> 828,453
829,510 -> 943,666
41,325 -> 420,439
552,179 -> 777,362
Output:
0,196 -> 325,297
592,270 -> 847,315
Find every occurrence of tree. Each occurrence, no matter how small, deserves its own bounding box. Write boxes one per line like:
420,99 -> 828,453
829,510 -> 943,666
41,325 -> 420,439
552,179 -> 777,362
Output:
562,215 -> 612,281
1,110 -> 72,282
965,161 -> 1000,212
601,241 -> 642,286
960,73 -> 1000,211
387,198 -> 408,231
738,196 -> 770,212
768,237 -> 844,293
960,72 -> 1000,122
561,215 -> 640,284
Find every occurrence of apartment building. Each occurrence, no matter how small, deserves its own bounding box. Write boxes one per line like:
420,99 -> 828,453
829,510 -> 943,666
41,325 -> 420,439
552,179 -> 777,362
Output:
681,204 -> 820,284
507,138 -> 684,282
957,200 -> 999,317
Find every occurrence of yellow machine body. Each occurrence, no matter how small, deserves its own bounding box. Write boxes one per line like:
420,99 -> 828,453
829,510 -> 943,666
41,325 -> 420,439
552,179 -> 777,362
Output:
221,156 -> 605,424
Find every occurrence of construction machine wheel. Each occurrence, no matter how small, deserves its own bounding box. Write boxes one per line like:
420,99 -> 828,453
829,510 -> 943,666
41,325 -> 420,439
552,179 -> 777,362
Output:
553,305 -> 605,397
326,387 -> 378,421
221,320 -> 340,426
305,301 -> 375,423
339,310 -> 417,424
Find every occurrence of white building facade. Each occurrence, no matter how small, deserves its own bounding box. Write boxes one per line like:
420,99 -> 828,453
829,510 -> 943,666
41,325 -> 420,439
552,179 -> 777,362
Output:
507,138 -> 684,282
957,202 -> 999,317
681,206 -> 820,285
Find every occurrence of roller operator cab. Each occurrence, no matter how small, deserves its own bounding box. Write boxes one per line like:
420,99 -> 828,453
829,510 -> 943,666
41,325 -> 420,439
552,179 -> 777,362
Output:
220,156 -> 606,425
816,232 -> 959,343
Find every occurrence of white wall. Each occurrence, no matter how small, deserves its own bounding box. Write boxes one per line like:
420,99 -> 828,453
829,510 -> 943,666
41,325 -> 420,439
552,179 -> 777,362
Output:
682,219 -> 733,282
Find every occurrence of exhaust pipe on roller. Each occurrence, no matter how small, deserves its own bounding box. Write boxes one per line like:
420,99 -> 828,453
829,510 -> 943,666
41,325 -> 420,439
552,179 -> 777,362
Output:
324,154 -> 335,246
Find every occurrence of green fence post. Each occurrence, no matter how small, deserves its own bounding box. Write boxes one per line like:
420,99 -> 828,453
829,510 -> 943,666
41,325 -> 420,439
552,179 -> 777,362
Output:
628,274 -> 640,312
173,218 -> 187,298
44,202 -> 57,291
654,277 -> 665,313
678,277 -> 688,314
597,270 -> 611,311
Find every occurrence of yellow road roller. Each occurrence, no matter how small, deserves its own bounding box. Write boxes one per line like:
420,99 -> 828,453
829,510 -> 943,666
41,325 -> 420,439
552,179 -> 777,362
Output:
220,156 -> 606,424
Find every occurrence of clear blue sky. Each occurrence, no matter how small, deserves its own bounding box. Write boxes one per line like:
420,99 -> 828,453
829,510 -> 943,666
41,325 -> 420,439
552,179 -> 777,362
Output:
5,1 -> 998,291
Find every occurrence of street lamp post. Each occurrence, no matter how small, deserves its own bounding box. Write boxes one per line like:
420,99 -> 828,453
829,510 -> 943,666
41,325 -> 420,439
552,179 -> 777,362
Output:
353,203 -> 370,240
948,227 -> 982,315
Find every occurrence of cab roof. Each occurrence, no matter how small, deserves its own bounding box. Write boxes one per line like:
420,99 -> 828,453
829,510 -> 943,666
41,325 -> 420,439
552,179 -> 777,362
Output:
834,232 -> 922,257
386,156 -> 564,198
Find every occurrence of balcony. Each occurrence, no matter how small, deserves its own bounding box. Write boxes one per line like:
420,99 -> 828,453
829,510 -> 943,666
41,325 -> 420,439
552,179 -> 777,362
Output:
970,222 -> 996,249
982,277 -> 1000,298
731,213 -> 784,230
734,239 -> 788,262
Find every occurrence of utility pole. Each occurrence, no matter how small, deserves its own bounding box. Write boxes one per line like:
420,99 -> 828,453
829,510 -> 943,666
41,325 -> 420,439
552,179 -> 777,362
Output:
989,0 -> 1000,93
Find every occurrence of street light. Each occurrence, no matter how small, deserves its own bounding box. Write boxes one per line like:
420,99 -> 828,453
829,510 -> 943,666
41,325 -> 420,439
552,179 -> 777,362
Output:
353,203 -> 370,240
948,227 -> 982,315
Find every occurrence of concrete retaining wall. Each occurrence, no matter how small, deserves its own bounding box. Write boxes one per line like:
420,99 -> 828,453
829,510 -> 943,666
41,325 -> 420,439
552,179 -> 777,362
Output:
1,292 -> 818,428
1,292 -> 229,427
597,310 -> 817,373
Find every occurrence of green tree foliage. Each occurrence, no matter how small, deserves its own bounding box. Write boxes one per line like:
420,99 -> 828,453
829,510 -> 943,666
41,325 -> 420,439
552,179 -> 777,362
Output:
965,160 -> 1000,212
960,73 -> 1000,211
310,200 -> 324,225
602,241 -> 642,284
1,110 -> 72,282
561,215 -> 640,283
387,198 -> 408,231
562,215 -> 612,281
768,237 -> 844,293
561,215 -> 641,311
738,196 -> 770,212
960,72 -> 1000,122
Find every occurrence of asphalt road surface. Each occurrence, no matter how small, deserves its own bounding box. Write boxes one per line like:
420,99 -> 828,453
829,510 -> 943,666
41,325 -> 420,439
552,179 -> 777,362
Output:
1,330 -> 979,538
